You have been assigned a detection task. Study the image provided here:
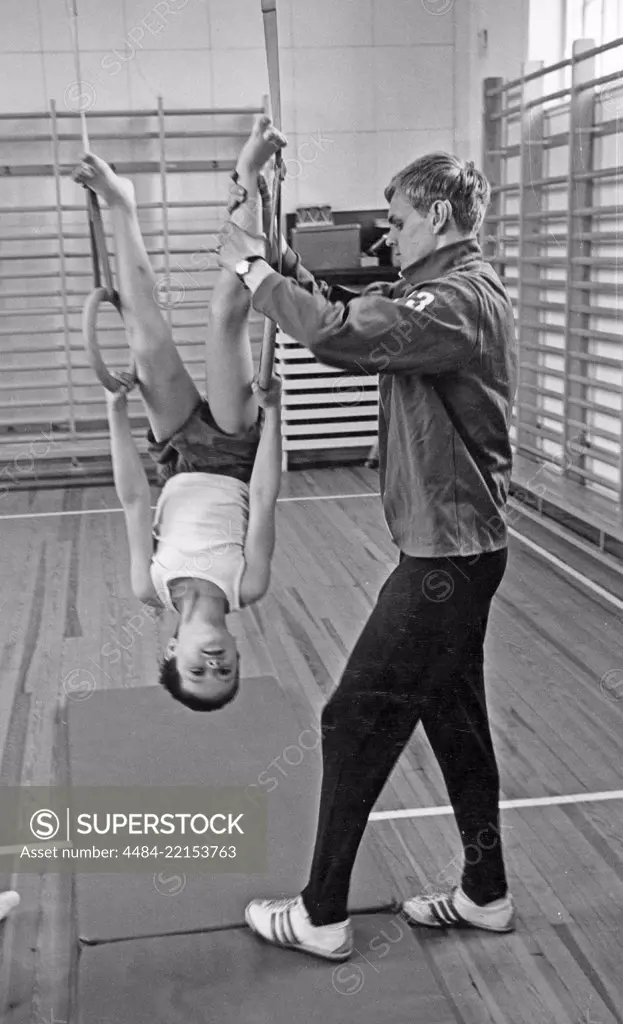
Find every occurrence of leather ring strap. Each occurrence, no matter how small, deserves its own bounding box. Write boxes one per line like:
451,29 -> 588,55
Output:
261,0 -> 282,130
258,0 -> 283,390
228,169 -> 248,214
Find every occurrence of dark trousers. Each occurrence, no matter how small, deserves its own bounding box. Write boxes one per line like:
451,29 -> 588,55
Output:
301,548 -> 509,926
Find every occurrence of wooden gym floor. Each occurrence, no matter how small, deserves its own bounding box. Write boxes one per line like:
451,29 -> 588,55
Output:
0,466 -> 622,1024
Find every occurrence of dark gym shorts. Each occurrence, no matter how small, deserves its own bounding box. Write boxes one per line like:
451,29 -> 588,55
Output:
146,398 -> 262,487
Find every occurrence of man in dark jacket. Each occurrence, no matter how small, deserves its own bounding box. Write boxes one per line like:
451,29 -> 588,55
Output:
218,146 -> 518,962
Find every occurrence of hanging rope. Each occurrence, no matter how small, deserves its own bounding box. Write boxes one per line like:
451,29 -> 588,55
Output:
66,0 -> 132,394
67,0 -> 89,153
258,0 -> 284,390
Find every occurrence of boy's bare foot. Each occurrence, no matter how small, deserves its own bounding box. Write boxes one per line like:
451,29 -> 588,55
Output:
72,153 -> 135,208
237,114 -> 287,175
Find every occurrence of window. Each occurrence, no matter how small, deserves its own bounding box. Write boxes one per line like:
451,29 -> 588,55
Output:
529,0 -> 622,64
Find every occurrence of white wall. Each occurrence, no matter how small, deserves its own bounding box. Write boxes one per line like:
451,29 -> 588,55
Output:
454,0 -> 530,164
0,0 -> 530,211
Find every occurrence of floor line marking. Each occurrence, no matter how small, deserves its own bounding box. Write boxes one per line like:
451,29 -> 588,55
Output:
369,788 -> 623,821
0,491 -> 381,521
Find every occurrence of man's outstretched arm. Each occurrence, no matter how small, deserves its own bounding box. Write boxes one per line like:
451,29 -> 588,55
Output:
244,257 -> 479,377
217,218 -> 475,376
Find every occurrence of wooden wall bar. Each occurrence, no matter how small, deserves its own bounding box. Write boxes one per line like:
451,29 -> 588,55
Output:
482,36 -> 623,512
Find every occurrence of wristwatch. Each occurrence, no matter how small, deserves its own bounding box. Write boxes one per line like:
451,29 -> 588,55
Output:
235,256 -> 265,283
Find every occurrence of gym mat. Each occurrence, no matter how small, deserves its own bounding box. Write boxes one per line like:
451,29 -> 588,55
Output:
77,914 -> 455,1024
68,679 -> 394,943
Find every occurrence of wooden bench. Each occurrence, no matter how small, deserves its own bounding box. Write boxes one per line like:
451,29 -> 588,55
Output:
511,451 -> 623,561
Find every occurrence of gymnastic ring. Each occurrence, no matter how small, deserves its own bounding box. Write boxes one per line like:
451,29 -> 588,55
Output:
82,286 -> 130,393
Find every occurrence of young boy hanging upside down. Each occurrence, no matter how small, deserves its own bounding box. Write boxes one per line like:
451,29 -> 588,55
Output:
72,116 -> 287,712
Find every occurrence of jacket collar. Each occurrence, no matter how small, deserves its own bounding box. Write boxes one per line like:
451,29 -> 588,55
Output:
399,238 -> 481,287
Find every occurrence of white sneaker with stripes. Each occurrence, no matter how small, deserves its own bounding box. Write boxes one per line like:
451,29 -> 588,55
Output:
402,886 -> 515,933
0,890 -> 20,922
245,895 -> 354,961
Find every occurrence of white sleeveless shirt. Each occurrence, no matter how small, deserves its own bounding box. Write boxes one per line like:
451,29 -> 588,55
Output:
150,472 -> 249,614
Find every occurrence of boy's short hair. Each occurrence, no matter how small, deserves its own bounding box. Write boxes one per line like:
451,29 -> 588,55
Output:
384,152 -> 491,234
158,651 -> 241,712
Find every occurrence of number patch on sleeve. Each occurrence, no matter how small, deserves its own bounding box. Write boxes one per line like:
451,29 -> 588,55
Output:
404,290 -> 435,313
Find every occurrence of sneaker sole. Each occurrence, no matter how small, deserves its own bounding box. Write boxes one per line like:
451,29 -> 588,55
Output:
403,908 -> 516,933
244,906 -> 353,962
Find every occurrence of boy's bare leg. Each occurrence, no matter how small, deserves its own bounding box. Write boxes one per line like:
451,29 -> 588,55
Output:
73,155 -> 200,443
205,115 -> 285,436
